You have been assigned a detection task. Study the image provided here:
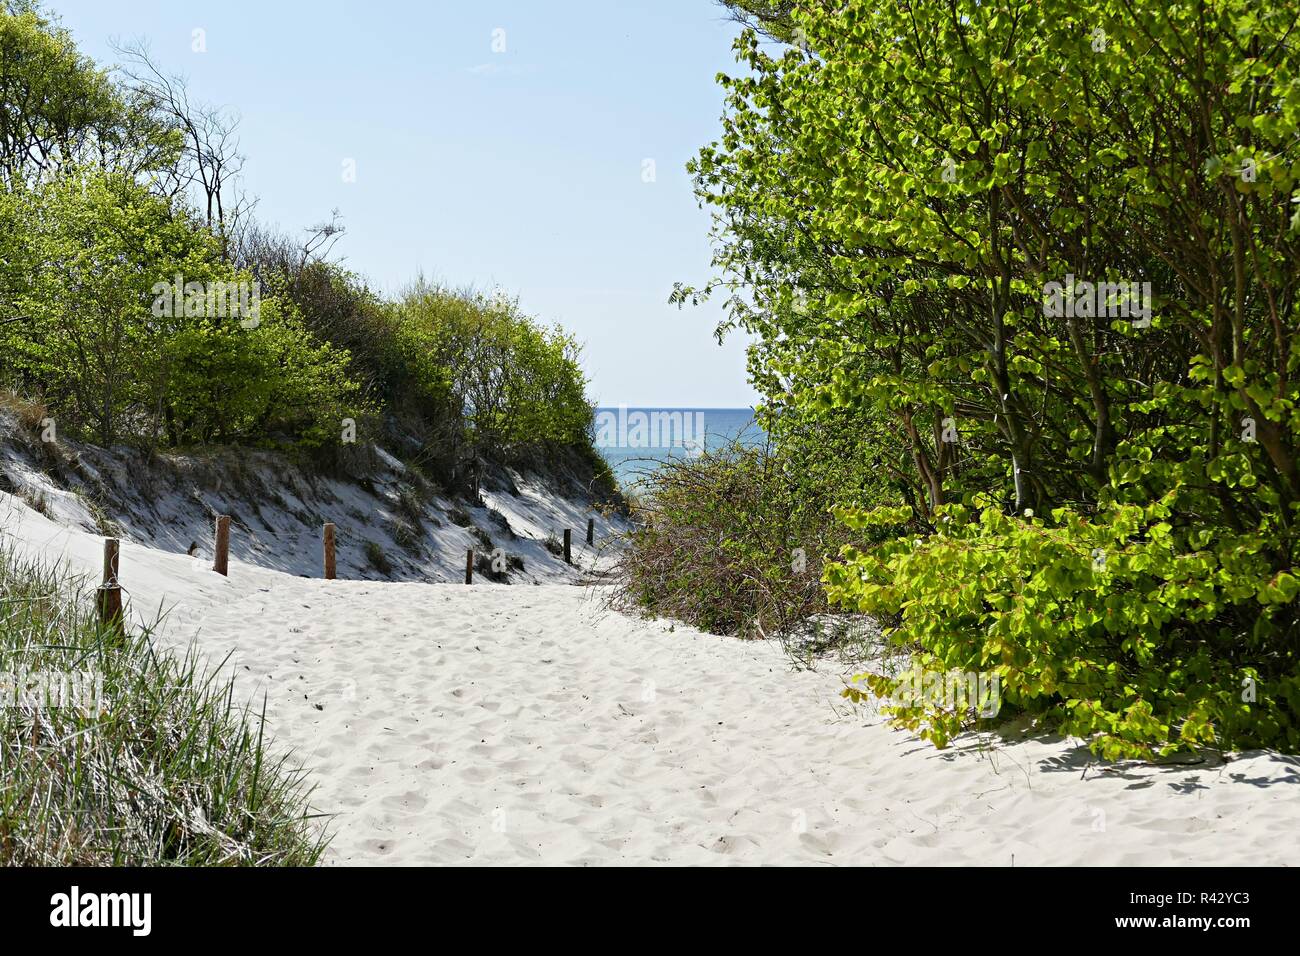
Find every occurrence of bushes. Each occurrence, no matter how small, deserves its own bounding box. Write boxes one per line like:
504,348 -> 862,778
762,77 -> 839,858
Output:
0,8 -> 607,493
0,168 -> 366,451
684,0 -> 1300,757
615,441 -> 852,639
828,499 -> 1300,757
160,299 -> 363,449
0,541 -> 324,864
233,250 -> 601,493
234,235 -> 453,454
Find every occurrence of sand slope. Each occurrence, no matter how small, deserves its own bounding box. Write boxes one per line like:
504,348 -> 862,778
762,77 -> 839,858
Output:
4,493 -> 1298,866
0,410 -> 624,585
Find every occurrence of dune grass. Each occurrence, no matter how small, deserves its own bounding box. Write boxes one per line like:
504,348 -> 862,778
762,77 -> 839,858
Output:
0,540 -> 327,865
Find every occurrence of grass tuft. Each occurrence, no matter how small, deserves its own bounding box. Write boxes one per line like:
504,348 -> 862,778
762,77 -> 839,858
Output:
0,538 -> 328,865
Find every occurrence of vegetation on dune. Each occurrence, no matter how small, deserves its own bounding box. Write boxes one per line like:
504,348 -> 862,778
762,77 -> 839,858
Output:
612,424 -> 876,643
0,540 -> 326,864
1,169 -> 359,450
0,2 -> 615,865
629,0 -> 1300,759
0,3 -> 609,502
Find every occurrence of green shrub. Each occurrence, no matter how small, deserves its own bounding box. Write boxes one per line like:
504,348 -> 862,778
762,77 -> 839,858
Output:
691,0 -> 1300,758
161,298 -> 366,450
828,498 -> 1300,758
392,282 -> 596,494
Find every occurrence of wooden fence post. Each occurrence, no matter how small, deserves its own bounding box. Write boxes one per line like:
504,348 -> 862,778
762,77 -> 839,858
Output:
563,528 -> 572,565
103,537 -> 119,584
96,583 -> 123,632
213,515 -> 230,576
586,517 -> 594,546
97,536 -> 122,631
465,548 -> 474,585
323,523 -> 336,580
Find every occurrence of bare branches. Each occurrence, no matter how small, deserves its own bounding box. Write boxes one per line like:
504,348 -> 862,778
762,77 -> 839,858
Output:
300,211 -> 346,273
111,38 -> 249,256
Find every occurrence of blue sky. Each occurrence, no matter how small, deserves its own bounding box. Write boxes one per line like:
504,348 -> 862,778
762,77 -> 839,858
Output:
47,0 -> 759,408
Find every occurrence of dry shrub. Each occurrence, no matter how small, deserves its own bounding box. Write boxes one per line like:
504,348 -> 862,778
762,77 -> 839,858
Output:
612,442 -> 849,640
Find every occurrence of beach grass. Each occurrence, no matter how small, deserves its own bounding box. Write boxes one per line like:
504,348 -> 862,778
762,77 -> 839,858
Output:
0,540 -> 327,865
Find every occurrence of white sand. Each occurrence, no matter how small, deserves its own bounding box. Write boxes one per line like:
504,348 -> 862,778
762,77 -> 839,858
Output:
0,409 -> 626,586
4,492 -> 1299,866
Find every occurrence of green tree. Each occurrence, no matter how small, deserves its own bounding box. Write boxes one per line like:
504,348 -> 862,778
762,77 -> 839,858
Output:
2,167 -> 364,450
691,0 -> 1300,757
0,6 -> 176,186
3,169 -> 217,443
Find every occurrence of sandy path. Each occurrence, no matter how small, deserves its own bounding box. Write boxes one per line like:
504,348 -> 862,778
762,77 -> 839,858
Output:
5,495 -> 1300,865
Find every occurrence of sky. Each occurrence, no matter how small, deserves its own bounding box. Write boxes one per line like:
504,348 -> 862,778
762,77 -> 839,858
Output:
47,0 -> 760,408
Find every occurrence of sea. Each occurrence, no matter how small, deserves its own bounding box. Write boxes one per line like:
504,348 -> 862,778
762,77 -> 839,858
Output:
593,406 -> 765,488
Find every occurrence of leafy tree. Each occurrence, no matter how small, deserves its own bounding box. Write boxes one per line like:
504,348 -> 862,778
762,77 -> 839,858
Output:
689,0 -> 1300,757
3,169 -> 217,443
1,167 -> 363,450
0,6 -> 175,185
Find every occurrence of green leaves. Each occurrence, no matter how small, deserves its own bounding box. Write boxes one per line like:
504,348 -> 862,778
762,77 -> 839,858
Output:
826,500 -> 1300,757
1,167 -> 366,450
691,0 -> 1300,757
1258,572 -> 1300,605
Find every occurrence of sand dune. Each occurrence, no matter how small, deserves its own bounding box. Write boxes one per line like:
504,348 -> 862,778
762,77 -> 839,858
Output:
4,493 -> 1298,866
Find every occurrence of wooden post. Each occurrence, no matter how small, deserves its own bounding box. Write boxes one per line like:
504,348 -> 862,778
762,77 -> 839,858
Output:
103,537 -> 120,585
586,517 -> 594,546
563,528 -> 572,565
97,537 -> 122,631
96,583 -> 123,632
213,515 -> 230,576
323,523 -> 336,580
465,548 -> 474,585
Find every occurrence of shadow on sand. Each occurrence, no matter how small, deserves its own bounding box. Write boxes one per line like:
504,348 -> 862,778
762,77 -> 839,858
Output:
906,717 -> 1300,792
